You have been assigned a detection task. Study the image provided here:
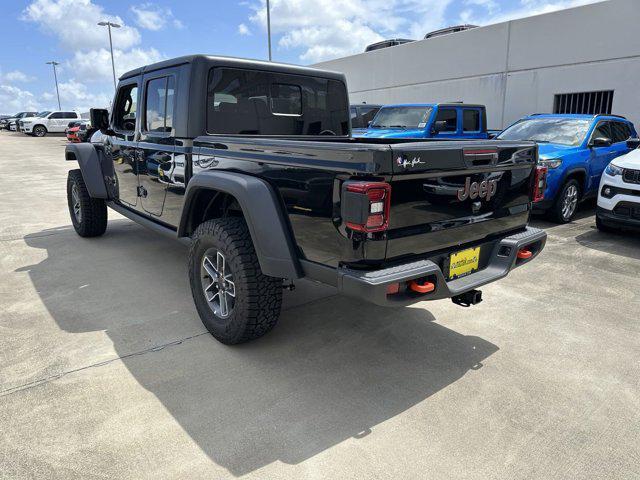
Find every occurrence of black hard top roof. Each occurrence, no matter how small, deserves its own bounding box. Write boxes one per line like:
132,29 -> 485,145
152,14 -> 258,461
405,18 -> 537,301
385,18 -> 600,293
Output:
120,54 -> 345,82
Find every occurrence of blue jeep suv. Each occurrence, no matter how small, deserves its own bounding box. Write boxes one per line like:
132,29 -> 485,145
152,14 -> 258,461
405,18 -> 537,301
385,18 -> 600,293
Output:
497,114 -> 638,222
355,103 -> 490,140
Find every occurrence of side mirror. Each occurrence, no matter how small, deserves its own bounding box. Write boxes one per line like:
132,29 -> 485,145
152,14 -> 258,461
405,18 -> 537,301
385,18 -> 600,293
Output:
367,121 -> 372,127
626,137 -> 640,149
90,108 -> 110,133
432,120 -> 447,134
590,137 -> 612,148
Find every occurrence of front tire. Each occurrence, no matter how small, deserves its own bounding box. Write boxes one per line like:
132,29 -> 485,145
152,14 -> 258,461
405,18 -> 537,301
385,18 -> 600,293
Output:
188,218 -> 283,345
550,179 -> 580,223
33,125 -> 47,137
67,169 -> 108,237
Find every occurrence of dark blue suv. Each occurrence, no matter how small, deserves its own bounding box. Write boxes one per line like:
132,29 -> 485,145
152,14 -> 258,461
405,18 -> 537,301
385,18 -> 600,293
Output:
497,114 -> 638,222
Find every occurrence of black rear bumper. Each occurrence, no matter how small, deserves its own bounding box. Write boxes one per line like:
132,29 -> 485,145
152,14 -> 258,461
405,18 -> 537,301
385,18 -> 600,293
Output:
335,226 -> 546,306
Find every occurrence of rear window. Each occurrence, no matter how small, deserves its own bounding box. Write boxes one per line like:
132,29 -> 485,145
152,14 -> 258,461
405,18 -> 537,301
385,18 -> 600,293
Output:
207,67 -> 349,136
463,109 -> 480,131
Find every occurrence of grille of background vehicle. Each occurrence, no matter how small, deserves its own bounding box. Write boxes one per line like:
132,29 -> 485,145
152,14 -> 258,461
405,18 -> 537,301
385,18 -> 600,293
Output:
623,169 -> 640,185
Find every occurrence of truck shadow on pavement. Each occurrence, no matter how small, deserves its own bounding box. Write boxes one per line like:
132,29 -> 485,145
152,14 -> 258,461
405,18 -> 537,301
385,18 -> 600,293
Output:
22,220 -> 499,477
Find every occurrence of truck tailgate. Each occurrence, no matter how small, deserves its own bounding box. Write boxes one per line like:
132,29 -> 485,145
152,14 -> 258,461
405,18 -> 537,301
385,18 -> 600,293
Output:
386,141 -> 538,260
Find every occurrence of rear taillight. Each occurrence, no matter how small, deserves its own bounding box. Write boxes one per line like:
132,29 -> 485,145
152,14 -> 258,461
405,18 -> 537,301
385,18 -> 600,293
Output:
533,165 -> 548,202
344,181 -> 391,233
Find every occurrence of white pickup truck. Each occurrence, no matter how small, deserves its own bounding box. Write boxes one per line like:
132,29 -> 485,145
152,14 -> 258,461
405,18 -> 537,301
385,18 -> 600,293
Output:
21,110 -> 81,137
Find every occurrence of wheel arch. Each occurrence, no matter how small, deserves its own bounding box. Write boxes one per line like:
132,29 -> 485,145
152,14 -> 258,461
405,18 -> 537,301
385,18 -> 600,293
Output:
562,167 -> 588,193
65,143 -> 110,199
179,170 -> 302,279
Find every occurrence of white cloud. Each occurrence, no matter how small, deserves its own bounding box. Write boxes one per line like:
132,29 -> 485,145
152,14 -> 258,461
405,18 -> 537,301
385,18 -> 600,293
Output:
131,3 -> 181,31
247,0 -> 454,63
23,0 -> 141,50
238,23 -> 251,35
56,79 -> 112,111
66,47 -> 164,84
3,70 -> 36,83
0,85 -> 40,113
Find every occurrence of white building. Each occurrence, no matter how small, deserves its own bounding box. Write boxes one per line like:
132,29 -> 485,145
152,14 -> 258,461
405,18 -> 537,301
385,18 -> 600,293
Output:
314,0 -> 640,130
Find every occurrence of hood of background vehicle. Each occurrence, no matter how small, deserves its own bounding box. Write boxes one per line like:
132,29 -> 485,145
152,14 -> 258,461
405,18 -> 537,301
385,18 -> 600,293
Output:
613,148 -> 640,168
357,128 -> 425,138
537,143 -> 582,159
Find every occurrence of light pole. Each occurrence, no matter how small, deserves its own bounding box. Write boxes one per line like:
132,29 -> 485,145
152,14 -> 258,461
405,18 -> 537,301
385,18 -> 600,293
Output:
266,0 -> 272,61
98,21 -> 121,89
45,61 -> 61,110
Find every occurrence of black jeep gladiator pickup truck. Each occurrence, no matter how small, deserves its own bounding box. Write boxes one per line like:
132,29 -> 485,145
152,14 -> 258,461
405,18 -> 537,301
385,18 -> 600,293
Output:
65,55 -> 547,344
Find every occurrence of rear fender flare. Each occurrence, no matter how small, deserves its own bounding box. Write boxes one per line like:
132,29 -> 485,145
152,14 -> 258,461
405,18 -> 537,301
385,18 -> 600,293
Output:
65,143 -> 110,199
179,170 -> 302,279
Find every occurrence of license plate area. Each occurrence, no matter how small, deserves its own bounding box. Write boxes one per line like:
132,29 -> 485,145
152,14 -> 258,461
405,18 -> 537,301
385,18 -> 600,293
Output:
448,247 -> 481,280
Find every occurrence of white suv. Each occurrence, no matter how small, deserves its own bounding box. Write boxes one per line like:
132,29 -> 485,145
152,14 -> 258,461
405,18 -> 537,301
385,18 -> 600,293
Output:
21,111 -> 81,137
597,139 -> 640,232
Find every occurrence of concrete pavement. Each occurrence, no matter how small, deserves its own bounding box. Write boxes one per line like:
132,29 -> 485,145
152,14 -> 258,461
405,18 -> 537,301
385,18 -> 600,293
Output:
1,131 -> 639,479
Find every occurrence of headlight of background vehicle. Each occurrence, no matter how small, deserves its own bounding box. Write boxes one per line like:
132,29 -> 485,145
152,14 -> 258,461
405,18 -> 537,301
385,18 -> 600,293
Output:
605,162 -> 624,176
539,157 -> 562,169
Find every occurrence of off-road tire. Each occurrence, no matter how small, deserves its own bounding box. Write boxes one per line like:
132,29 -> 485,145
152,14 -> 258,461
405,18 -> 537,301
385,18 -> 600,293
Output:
189,217 -> 283,345
550,179 -> 581,223
67,169 -> 108,237
33,125 -> 47,137
596,214 -> 617,233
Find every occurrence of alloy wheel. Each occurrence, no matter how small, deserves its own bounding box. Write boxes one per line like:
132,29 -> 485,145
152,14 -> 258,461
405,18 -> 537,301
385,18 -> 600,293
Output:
561,184 -> 579,220
71,183 -> 82,223
201,249 -> 236,318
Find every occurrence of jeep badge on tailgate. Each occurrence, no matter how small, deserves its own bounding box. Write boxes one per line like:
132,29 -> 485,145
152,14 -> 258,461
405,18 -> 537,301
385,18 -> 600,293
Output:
457,177 -> 498,202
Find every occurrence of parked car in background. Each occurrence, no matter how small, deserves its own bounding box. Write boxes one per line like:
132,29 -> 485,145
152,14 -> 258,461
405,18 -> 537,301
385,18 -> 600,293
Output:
354,103 -> 490,140
2,111 -> 37,131
66,120 -> 92,143
66,124 -> 81,143
365,38 -> 414,52
497,114 -> 637,222
20,110 -> 81,137
596,138 -> 640,232
350,103 -> 381,135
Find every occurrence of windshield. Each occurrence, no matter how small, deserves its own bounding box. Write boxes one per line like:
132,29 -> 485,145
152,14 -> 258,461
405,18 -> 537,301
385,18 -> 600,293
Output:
498,118 -> 591,146
370,106 -> 433,129
37,111 -> 51,117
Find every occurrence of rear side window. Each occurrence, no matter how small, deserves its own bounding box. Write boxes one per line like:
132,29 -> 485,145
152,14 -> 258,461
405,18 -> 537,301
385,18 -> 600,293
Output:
463,109 -> 480,131
207,67 -> 349,136
145,76 -> 175,132
610,121 -> 631,143
63,112 -> 78,118
113,84 -> 138,131
435,108 -> 457,132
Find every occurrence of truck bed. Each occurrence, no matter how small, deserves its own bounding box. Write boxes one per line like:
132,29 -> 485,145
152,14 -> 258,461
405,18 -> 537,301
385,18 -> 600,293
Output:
192,135 -> 538,269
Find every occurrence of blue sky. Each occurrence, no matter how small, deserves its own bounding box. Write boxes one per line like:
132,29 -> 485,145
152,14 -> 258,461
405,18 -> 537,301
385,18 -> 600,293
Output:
0,0 -> 598,113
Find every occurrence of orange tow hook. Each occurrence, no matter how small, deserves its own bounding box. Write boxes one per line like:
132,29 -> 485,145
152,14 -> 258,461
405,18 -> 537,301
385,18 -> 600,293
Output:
409,280 -> 435,294
517,248 -> 533,259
